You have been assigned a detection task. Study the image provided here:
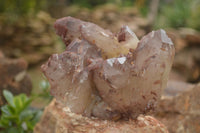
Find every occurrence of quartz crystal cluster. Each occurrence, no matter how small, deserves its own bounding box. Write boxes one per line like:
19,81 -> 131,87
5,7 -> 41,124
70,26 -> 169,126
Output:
41,17 -> 175,120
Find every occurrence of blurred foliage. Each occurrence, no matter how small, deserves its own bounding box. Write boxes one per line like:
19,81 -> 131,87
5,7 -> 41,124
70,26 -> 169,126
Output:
187,0 -> 200,31
0,0 -> 47,22
0,90 -> 42,133
38,79 -> 53,101
134,0 -> 149,16
69,0 -> 107,8
156,0 -> 200,31
0,0 -> 46,15
69,0 -> 137,8
0,0 -> 199,30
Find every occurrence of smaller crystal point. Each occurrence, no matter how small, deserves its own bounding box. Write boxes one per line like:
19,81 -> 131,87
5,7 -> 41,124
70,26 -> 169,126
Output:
117,25 -> 139,50
160,29 -> 173,45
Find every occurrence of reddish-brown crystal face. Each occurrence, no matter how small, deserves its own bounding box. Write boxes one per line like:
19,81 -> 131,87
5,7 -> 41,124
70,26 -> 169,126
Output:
42,17 -> 175,119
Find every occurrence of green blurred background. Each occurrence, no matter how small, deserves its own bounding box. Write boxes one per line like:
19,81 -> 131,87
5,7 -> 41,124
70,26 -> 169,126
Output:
0,0 -> 199,30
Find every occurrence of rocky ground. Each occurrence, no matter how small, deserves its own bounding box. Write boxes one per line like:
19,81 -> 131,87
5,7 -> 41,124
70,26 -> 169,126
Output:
0,12 -> 64,66
0,51 -> 32,106
155,81 -> 200,133
34,99 -> 169,133
34,82 -> 200,133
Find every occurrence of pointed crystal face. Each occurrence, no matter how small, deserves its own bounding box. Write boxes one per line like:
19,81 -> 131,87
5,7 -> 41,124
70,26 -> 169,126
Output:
41,40 -> 101,116
94,30 -> 175,118
42,17 -> 175,119
117,25 -> 139,50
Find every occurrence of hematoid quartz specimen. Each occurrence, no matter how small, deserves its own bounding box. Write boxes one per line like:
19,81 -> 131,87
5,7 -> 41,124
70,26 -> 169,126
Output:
41,17 -> 175,120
